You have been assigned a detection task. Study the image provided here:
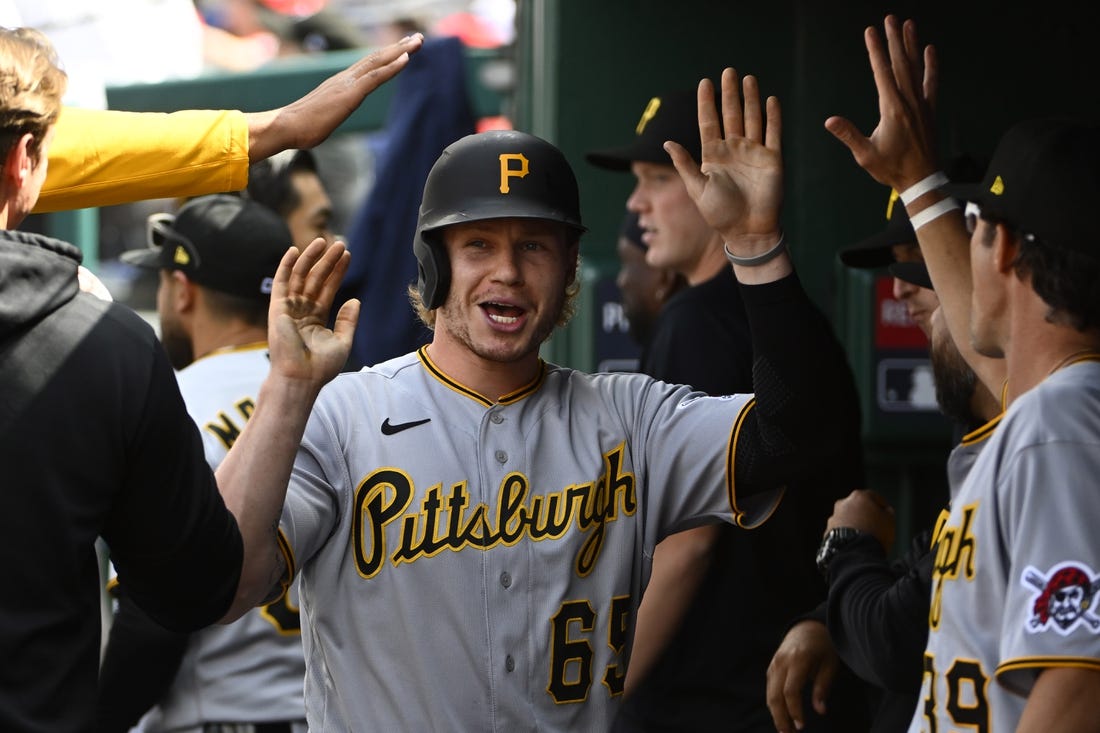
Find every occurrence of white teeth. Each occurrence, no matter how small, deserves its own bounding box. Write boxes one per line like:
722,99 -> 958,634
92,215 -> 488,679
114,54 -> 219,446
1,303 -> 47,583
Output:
489,313 -> 519,324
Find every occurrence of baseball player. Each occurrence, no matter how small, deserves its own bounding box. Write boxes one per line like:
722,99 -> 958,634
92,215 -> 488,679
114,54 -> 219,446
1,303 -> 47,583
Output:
97,194 -> 308,733
826,15 -> 1100,730
211,68 -> 862,731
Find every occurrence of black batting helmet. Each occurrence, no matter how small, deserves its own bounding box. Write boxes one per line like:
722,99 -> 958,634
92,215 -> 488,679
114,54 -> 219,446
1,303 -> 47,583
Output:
413,130 -> 586,309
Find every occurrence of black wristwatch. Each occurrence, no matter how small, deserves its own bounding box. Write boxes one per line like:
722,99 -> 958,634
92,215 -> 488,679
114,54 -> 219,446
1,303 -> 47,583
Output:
815,527 -> 863,579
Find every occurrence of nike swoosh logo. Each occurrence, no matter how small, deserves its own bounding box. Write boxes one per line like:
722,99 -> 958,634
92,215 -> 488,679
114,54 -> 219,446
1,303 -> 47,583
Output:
381,417 -> 431,435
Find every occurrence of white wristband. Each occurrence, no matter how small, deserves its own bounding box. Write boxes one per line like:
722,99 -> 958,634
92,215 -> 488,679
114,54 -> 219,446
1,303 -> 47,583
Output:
899,171 -> 949,206
724,232 -> 786,267
908,198 -> 960,231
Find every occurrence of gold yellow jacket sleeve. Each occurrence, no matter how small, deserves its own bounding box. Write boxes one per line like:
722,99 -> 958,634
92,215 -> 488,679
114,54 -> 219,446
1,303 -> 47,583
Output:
35,107 -> 250,213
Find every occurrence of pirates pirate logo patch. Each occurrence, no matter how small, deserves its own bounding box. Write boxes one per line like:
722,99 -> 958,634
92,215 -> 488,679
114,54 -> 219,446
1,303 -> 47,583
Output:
1022,562 -> 1100,635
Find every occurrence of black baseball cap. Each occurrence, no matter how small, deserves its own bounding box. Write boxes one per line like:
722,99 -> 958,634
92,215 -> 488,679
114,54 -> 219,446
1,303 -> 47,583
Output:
839,196 -> 915,269
943,118 -> 1100,255
586,89 -> 701,171
841,153 -> 987,269
889,261 -> 933,290
122,194 -> 293,300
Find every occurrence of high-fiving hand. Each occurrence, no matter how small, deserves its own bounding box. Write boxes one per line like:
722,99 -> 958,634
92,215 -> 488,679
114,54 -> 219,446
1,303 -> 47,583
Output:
824,16 -> 940,191
268,238 -> 359,390
667,67 -> 784,249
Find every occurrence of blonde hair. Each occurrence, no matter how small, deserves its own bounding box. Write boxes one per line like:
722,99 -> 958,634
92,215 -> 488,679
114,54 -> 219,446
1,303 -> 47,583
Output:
0,27 -> 67,164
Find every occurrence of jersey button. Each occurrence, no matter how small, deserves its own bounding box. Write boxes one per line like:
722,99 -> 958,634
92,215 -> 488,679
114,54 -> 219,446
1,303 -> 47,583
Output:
495,450 -> 507,464
490,413 -> 504,424
505,655 -> 515,672
500,571 -> 512,588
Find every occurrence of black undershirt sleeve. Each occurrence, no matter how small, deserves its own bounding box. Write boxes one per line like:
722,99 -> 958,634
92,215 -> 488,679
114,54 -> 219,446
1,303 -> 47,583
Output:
95,589 -> 190,733
732,272 -> 862,492
826,530 -> 933,692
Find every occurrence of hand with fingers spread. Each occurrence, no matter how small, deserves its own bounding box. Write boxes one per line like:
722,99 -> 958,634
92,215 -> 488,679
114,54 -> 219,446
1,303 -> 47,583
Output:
268,237 -> 360,389
667,68 -> 784,252
248,33 -> 424,161
824,15 -> 941,191
766,620 -> 839,733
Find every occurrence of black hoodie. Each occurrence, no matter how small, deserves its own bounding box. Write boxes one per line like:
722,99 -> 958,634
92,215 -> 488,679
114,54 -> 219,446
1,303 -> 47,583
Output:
0,231 -> 242,733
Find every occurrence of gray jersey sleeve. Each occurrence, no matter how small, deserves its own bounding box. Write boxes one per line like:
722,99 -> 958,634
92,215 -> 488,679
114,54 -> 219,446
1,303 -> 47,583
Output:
998,438 -> 1100,694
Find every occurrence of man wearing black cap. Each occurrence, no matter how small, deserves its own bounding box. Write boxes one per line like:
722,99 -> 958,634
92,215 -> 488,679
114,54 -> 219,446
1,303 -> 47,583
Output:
589,89 -> 864,732
97,194 -> 309,732
839,197 -> 940,336
827,15 -> 1100,730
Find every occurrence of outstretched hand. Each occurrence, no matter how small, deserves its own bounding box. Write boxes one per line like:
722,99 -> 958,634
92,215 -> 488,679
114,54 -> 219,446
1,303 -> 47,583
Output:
667,67 -> 783,248
824,16 -> 940,190
249,33 -> 424,161
268,237 -> 359,388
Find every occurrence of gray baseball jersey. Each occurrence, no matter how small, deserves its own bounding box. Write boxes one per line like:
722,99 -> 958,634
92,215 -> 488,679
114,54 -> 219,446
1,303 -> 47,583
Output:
913,357 -> 1100,732
278,347 -> 778,731
139,344 -> 306,731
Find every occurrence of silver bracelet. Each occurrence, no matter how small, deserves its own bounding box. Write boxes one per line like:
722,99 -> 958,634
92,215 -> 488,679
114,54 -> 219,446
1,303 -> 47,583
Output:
724,232 -> 787,267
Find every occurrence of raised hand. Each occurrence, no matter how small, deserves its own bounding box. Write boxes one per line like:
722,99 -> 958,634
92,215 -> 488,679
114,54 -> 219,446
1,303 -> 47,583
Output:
824,16 -> 940,191
248,33 -> 424,161
667,67 -> 783,249
268,237 -> 359,389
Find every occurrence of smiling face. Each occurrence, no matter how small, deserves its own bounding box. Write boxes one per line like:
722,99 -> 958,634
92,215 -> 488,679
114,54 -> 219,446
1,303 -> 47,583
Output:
891,243 -> 940,336
432,218 -> 578,368
626,161 -> 717,282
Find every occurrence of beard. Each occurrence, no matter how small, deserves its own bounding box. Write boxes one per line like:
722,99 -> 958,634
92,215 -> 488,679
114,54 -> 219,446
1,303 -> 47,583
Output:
436,289 -> 566,366
930,329 -> 979,428
159,327 -> 194,371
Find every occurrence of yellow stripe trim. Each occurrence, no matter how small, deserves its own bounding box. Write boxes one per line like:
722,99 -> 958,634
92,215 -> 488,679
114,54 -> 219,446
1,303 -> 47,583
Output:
272,527 -> 296,604
193,341 -> 269,364
725,398 -> 783,528
416,345 -> 546,406
998,656 -> 1100,676
960,412 -> 1003,446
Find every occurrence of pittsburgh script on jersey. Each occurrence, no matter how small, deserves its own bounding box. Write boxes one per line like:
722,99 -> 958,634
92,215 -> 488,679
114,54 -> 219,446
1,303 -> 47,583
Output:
929,501 -> 978,629
352,443 -> 637,579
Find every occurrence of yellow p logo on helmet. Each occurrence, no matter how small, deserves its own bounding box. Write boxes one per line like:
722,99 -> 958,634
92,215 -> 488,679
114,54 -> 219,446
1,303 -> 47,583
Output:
499,153 -> 529,193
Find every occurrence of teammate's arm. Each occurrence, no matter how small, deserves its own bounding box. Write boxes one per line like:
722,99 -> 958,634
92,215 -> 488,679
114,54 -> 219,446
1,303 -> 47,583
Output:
35,34 -> 422,214
96,590 -> 190,732
623,525 -> 720,694
823,15 -> 1005,396
1017,668 -> 1100,733
215,239 -> 357,621
670,67 -> 861,491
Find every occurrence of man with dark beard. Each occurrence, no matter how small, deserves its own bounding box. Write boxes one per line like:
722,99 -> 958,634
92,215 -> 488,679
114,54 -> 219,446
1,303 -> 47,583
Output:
766,261 -> 1001,733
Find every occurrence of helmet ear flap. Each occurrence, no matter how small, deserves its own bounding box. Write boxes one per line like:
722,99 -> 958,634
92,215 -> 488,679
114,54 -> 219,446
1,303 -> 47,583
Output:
413,231 -> 450,310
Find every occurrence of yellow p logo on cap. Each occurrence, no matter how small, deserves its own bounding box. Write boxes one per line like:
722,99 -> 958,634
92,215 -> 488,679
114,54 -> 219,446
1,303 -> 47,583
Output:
636,97 -> 661,135
173,245 -> 190,266
990,175 -> 1005,195
499,153 -> 529,194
